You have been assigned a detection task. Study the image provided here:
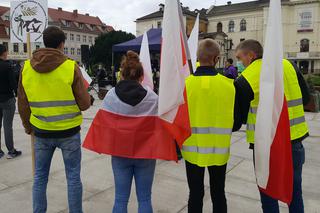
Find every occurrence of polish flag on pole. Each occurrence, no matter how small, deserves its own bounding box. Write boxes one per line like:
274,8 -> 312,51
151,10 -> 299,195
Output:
188,13 -> 199,71
254,0 -> 293,204
80,66 -> 92,89
158,0 -> 192,146
140,32 -> 154,90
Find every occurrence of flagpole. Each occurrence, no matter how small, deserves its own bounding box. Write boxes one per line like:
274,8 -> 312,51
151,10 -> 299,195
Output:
26,32 -> 35,176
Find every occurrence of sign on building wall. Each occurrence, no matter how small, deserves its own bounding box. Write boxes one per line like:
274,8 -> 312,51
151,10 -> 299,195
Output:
297,8 -> 313,32
10,0 -> 48,43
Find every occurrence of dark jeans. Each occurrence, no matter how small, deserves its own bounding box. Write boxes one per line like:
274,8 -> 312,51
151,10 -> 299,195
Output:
185,161 -> 227,213
112,156 -> 156,213
259,142 -> 305,213
33,133 -> 83,213
0,98 -> 16,152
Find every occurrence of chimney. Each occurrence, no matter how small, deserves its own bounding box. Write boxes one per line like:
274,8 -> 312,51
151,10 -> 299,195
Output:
227,1 -> 232,5
85,13 -> 89,16
58,7 -> 62,11
73,9 -> 78,17
159,3 -> 164,11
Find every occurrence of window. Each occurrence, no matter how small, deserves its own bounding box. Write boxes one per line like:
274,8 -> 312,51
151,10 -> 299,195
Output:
13,43 -> 19,53
71,48 -> 75,55
157,21 -> 162,29
228,20 -> 235,32
240,19 -> 247,31
89,36 -> 93,43
300,39 -> 309,52
90,25 -> 95,30
79,23 -> 84,29
23,43 -> 27,53
65,33 -> 68,40
217,22 -> 223,33
3,42 -> 8,50
70,34 -> 74,41
66,21 -> 71,27
83,35 -> 87,43
76,35 -> 80,42
77,48 -> 81,55
64,47 -> 69,55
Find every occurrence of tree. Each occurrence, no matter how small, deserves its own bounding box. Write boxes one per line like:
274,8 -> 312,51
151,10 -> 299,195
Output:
90,30 -> 135,71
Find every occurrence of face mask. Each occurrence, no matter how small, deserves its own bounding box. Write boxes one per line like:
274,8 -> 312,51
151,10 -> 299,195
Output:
236,61 -> 246,73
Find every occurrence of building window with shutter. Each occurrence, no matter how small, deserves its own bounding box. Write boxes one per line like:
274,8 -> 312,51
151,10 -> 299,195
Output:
240,19 -> 247,31
228,20 -> 235,32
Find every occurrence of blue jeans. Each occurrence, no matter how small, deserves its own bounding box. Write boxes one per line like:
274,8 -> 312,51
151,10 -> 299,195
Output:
259,142 -> 305,213
33,133 -> 83,213
112,156 -> 156,213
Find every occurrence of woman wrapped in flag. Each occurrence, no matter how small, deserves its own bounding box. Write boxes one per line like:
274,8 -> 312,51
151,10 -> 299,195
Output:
83,51 -> 177,213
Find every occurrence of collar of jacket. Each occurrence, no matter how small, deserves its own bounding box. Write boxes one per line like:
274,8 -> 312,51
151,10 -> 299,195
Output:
193,66 -> 218,76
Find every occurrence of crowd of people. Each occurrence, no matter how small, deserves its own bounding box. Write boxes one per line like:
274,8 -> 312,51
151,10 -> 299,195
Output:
0,25 -> 310,213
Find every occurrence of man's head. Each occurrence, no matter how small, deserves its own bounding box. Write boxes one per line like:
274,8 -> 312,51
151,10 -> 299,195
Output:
197,38 -> 220,67
43,26 -> 66,50
235,39 -> 263,67
0,44 -> 8,60
225,58 -> 233,67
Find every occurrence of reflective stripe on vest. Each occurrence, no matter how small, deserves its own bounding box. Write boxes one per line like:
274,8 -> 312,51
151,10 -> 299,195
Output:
242,59 -> 308,143
22,59 -> 83,131
182,74 -> 235,167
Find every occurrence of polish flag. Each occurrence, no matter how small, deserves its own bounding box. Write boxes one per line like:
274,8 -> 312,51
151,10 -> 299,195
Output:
80,66 -> 92,89
82,88 -> 178,161
254,0 -> 293,204
158,0 -> 192,146
140,32 -> 154,90
188,13 -> 199,72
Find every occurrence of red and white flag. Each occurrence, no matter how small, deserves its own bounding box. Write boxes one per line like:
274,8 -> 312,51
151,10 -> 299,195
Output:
188,13 -> 199,72
140,32 -> 154,90
255,0 -> 293,204
83,88 -> 178,161
80,66 -> 92,89
158,0 -> 192,146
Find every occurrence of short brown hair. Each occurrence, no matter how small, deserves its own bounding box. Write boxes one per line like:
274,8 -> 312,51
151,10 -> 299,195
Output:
120,51 -> 144,81
197,39 -> 220,63
43,26 -> 66,49
235,39 -> 263,59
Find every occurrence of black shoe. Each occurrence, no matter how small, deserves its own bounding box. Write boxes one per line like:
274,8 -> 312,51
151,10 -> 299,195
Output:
0,150 -> 4,159
7,150 -> 22,159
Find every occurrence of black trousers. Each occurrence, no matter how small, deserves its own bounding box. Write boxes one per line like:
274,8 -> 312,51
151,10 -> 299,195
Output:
0,98 -> 16,152
185,161 -> 227,213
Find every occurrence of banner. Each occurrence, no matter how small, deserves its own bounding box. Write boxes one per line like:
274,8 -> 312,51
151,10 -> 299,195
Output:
10,0 -> 48,43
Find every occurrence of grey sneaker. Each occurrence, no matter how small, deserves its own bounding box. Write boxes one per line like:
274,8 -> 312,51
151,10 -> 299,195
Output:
7,150 -> 22,159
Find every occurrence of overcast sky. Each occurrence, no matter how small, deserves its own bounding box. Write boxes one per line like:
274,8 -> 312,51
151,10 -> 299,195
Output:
1,0 -> 254,34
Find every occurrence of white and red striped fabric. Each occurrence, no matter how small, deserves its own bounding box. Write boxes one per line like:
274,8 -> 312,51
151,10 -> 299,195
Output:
83,87 -> 178,161
80,66 -> 92,89
140,32 -> 154,90
158,0 -> 192,146
255,0 -> 293,204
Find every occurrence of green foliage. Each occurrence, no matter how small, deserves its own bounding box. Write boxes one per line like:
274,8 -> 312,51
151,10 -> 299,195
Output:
90,30 -> 135,71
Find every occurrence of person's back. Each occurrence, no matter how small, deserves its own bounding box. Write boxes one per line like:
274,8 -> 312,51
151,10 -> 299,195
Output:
18,26 -> 91,213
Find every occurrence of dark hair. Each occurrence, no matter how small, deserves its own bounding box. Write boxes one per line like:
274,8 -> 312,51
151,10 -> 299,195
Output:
227,58 -> 233,64
120,51 -> 144,81
0,44 -> 7,56
43,26 -> 66,48
236,39 -> 264,59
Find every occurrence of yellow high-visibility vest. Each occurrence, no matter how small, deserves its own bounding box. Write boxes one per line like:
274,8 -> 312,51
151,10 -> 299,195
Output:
22,59 -> 83,131
242,59 -> 308,143
182,73 -> 235,167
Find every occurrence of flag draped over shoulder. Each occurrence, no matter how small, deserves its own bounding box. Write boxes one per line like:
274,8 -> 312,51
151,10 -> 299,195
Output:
140,32 -> 154,90
254,0 -> 293,204
83,88 -> 178,161
158,0 -> 192,147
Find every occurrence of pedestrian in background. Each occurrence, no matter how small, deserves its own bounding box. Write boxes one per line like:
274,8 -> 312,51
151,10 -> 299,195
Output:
0,44 -> 22,159
18,26 -> 91,213
223,58 -> 238,79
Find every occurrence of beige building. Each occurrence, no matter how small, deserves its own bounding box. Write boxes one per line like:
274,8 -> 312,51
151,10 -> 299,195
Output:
0,6 -> 113,63
136,0 -> 320,73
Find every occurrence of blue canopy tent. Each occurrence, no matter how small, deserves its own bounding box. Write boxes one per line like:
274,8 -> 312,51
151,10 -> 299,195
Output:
112,28 -> 162,53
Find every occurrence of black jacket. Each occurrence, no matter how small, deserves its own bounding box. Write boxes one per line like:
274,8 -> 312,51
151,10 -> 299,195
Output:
115,80 -> 147,106
0,59 -> 17,102
233,60 -> 310,143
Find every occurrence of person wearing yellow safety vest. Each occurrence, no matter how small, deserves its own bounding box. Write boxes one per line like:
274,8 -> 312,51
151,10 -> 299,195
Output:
17,26 -> 91,213
233,39 -> 310,213
182,39 -> 240,213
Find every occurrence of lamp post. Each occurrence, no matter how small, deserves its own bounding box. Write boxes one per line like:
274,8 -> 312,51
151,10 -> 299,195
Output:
224,38 -> 233,60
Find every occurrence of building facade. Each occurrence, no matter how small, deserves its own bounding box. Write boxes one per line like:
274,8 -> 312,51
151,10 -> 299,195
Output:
136,0 -> 320,73
0,6 -> 113,62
